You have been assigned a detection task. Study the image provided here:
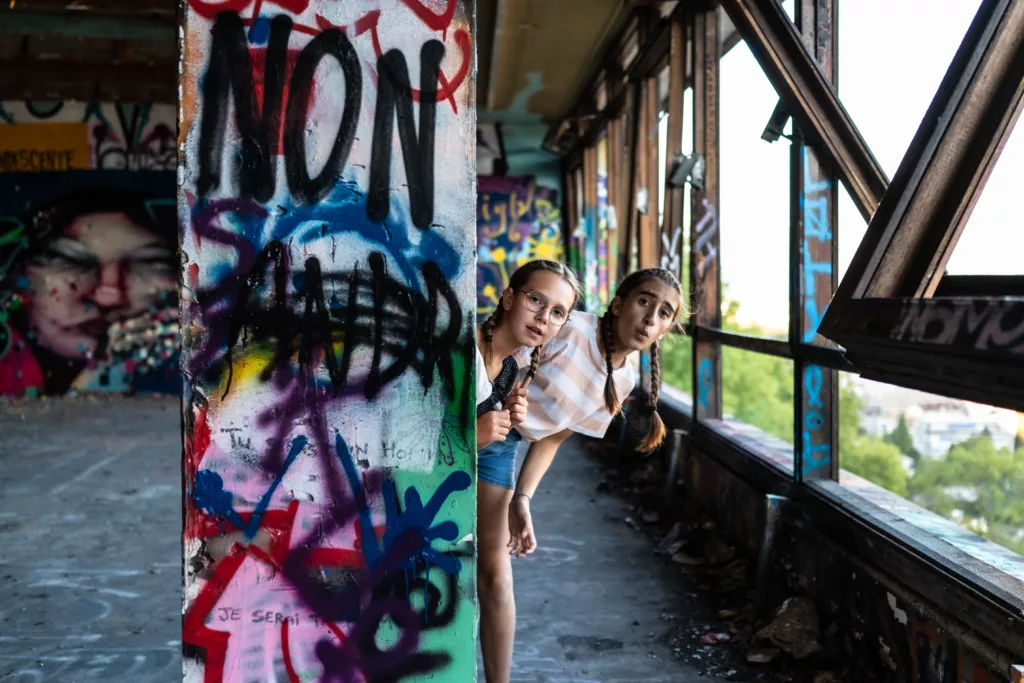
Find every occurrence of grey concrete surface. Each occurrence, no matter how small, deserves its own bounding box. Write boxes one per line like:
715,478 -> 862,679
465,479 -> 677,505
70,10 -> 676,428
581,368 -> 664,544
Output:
0,397 -> 740,682
498,436 -> 731,683
0,396 -> 181,682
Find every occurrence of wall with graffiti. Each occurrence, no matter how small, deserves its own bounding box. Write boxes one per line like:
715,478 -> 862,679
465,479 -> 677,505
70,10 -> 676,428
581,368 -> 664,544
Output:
477,175 -> 564,321
179,1 -> 476,681
0,102 -> 178,396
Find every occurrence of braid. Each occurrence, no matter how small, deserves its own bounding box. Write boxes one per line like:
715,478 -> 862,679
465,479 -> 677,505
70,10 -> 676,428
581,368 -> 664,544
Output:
481,306 -> 503,364
638,340 -> 667,453
601,310 -> 621,415
524,345 -> 541,385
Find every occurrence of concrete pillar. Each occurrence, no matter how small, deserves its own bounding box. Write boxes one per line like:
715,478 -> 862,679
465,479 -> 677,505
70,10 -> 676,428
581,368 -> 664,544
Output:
178,2 -> 477,680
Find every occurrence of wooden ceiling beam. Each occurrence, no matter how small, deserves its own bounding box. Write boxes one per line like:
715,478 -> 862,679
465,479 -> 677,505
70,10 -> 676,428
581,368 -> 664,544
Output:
0,9 -> 175,40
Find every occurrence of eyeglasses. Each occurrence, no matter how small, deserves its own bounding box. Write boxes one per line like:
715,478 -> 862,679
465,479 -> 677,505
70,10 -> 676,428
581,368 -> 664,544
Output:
518,290 -> 569,326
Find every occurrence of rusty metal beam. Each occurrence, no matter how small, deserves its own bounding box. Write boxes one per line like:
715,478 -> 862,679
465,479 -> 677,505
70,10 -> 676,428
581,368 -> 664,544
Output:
719,0 -> 888,222
790,0 -> 838,483
658,16 -> 686,281
690,8 -> 721,421
640,75 -> 660,270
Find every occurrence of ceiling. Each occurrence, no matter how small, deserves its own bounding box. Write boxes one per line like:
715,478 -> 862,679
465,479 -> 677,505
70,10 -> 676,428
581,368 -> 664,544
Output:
0,0 -> 176,102
0,0 -> 631,123
477,0 -> 631,122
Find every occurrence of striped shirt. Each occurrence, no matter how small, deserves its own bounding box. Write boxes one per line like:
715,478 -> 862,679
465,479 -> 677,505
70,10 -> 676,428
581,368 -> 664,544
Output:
513,311 -> 636,441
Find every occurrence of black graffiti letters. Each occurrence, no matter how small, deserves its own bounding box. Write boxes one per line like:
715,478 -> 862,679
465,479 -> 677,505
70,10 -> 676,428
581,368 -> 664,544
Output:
368,41 -> 443,229
198,13 -> 293,203
221,242 -> 462,399
198,13 -> 362,205
197,12 -> 442,218
284,27 -> 363,205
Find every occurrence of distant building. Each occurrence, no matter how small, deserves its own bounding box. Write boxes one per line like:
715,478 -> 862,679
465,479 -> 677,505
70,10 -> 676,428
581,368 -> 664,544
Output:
849,376 -> 1019,458
905,402 -> 1017,458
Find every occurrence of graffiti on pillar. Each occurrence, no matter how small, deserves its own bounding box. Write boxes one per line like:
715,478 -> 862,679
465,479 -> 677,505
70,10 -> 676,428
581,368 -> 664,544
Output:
179,1 -> 477,681
477,175 -> 563,321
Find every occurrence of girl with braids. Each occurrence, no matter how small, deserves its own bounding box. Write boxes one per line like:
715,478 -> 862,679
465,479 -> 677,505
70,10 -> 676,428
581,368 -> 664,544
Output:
475,259 -> 582,683
480,267 -> 682,679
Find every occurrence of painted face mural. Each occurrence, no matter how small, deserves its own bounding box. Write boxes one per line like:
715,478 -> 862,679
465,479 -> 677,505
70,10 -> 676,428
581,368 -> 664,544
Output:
0,174 -> 179,396
178,1 -> 477,681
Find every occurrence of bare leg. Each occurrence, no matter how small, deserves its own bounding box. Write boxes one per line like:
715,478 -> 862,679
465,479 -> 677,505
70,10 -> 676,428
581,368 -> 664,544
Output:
477,480 -> 515,683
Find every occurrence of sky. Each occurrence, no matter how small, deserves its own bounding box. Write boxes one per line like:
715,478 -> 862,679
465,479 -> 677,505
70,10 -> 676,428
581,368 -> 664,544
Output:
713,0 -> 1020,332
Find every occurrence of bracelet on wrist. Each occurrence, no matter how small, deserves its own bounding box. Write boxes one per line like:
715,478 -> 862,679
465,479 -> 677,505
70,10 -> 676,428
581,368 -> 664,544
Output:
513,492 -> 531,502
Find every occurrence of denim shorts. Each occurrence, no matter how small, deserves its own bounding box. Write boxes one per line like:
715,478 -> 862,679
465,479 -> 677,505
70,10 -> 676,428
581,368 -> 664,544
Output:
478,429 -> 523,490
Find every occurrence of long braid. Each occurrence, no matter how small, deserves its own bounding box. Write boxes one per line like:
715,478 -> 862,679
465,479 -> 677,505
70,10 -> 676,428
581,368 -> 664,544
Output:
481,306 -> 504,364
524,346 -> 541,385
605,267 -> 683,454
601,310 -> 621,415
638,340 -> 666,453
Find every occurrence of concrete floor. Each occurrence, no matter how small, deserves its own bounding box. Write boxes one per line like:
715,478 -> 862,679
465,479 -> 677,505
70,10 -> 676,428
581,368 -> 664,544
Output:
0,397 -> 743,682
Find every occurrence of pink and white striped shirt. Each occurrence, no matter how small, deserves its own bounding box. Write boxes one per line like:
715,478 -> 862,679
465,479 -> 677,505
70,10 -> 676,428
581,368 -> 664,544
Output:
513,311 -> 636,442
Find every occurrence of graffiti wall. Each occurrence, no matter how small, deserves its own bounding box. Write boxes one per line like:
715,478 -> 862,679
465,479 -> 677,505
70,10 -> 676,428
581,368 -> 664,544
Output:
0,102 -> 178,396
477,175 -> 564,321
178,1 -> 477,681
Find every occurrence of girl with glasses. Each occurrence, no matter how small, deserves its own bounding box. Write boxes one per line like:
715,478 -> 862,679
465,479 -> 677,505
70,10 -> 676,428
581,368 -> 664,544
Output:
475,259 -> 582,683
480,267 -> 684,682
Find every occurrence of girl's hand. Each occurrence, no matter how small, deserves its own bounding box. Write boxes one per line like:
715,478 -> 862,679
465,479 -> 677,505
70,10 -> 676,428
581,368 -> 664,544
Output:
477,409 -> 511,450
508,494 -> 536,557
505,382 -> 529,426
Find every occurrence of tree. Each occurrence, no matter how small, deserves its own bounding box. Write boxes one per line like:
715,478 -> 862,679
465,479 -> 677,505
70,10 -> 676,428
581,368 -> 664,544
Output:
884,414 -> 921,461
837,378 -> 909,494
909,434 -> 1024,555
655,287 -> 1024,557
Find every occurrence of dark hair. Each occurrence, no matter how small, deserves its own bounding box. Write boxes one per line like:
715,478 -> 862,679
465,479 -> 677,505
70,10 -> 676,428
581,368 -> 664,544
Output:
1,186 -> 175,283
481,259 -> 583,383
600,267 -> 684,453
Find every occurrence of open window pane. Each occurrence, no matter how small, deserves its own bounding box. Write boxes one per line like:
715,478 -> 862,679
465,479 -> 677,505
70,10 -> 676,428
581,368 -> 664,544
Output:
840,372 -> 1024,558
838,0 -> 983,179
660,331 -> 692,400
945,112 -> 1024,275
837,182 -> 867,282
679,87 -> 693,313
720,39 -> 790,340
723,347 -> 794,445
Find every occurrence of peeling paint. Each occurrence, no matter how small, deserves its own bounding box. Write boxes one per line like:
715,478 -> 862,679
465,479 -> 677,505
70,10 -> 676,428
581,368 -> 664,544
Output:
887,592 -> 908,625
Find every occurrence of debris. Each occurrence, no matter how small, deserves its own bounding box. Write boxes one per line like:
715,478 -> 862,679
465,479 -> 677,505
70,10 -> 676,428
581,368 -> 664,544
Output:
624,516 -> 641,531
672,550 -> 705,566
666,539 -> 687,556
641,510 -> 660,524
705,538 -> 737,566
699,632 -> 731,645
656,522 -> 684,554
753,597 -> 823,660
718,608 -> 741,620
814,673 -> 844,683
747,646 -> 781,664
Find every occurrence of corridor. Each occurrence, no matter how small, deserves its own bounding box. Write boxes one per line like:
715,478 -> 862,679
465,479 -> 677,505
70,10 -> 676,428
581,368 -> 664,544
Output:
0,397 -> 775,682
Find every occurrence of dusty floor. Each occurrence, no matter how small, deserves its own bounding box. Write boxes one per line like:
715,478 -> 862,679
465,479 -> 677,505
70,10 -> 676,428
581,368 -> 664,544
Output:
0,396 -> 795,682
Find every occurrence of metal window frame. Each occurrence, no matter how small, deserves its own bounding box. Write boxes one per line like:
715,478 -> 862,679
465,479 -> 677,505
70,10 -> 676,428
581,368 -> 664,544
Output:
818,0 -> 1024,413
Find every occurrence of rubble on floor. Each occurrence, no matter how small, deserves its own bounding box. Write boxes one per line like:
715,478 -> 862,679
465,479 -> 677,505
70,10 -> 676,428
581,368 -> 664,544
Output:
587,437 -> 865,683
